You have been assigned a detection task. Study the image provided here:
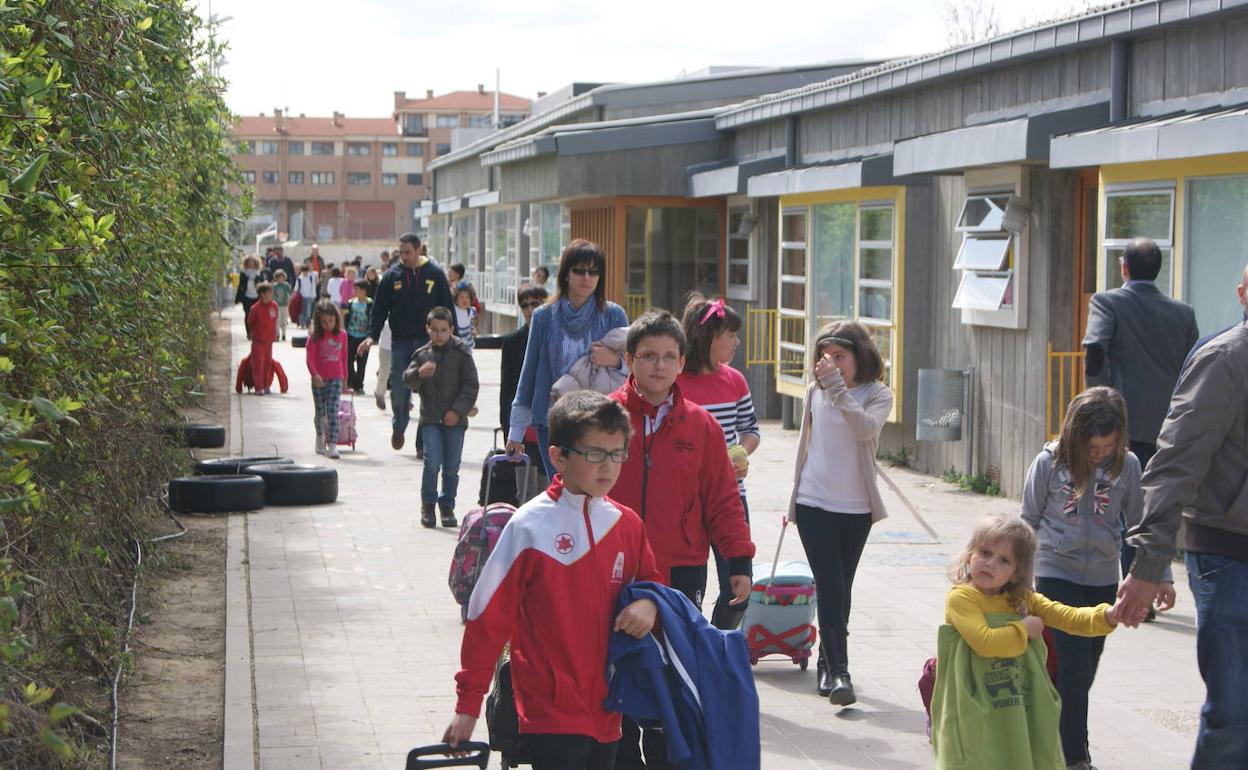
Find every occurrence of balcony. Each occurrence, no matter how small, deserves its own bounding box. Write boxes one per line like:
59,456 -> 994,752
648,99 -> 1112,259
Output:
402,126 -> 428,138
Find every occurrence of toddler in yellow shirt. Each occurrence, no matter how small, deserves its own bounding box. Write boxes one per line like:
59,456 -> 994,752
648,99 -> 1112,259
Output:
931,514 -> 1120,769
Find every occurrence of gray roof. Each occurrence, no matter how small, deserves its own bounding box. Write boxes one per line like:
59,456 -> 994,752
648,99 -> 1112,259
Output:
429,59 -> 884,172
1050,102 -> 1248,167
716,0 -> 1248,129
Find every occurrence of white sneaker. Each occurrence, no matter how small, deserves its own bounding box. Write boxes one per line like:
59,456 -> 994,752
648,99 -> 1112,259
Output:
326,446 -> 340,459
315,439 -> 327,456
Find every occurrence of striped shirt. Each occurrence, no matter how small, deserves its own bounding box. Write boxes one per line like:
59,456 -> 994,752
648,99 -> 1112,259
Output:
677,365 -> 760,493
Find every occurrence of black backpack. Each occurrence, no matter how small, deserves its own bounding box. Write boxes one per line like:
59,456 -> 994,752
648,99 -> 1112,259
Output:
485,655 -> 530,768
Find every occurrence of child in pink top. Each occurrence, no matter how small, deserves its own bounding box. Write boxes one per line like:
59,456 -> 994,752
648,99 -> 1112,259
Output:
306,300 -> 348,458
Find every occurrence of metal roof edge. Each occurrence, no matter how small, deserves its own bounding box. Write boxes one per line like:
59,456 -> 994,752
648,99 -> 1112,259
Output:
716,0 -> 1248,129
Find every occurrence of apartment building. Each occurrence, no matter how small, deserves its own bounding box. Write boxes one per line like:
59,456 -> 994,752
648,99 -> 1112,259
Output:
392,86 -> 531,172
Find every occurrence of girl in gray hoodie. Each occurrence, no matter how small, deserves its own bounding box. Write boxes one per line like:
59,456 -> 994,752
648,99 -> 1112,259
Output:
1020,386 -> 1174,770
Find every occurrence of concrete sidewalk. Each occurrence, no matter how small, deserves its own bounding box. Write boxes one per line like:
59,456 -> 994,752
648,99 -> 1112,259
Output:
222,307 -> 1202,769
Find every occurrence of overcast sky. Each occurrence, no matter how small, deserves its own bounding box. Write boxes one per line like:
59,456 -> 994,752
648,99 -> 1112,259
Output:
192,0 -> 1104,118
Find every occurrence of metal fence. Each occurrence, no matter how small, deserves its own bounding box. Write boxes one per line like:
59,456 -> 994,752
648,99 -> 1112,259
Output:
1047,344 -> 1086,439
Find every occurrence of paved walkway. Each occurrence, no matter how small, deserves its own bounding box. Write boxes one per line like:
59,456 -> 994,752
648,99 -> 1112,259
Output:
221,307 -> 1203,769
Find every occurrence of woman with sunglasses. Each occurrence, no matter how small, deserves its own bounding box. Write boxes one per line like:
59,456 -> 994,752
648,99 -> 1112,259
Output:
506,240 -> 628,477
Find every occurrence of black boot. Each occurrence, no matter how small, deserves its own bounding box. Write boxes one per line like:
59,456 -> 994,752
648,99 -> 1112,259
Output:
828,672 -> 856,707
816,657 -> 833,697
420,504 -> 436,528
439,504 -> 458,528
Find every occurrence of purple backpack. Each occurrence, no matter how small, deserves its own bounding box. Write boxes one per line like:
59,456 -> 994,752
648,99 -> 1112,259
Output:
449,502 -> 516,607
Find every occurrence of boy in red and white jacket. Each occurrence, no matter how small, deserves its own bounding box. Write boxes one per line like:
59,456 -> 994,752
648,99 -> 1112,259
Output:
245,282 -> 280,395
444,391 -> 662,770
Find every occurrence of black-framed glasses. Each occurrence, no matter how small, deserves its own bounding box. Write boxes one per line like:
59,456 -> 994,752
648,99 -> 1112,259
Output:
569,266 -> 600,277
560,445 -> 629,464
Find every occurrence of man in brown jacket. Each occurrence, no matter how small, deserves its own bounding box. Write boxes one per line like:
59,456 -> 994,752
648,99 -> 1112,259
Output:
1117,318 -> 1248,769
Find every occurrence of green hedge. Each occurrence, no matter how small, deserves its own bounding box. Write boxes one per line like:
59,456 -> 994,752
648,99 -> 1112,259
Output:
1,1 -> 239,765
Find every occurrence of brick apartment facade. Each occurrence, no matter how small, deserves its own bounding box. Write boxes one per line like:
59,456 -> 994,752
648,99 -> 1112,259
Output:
232,86 -> 529,242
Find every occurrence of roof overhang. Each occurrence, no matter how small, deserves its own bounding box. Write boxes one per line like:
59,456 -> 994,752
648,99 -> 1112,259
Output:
481,115 -> 724,167
467,190 -> 502,208
413,200 -> 433,218
435,195 -> 465,213
1050,103 -> 1248,168
892,102 -> 1109,175
746,154 -> 897,197
687,154 -> 787,197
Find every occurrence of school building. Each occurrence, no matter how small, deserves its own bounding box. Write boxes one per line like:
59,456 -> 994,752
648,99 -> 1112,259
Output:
424,0 -> 1248,497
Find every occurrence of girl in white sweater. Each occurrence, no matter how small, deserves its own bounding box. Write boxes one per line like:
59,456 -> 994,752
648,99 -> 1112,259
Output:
789,321 -> 893,707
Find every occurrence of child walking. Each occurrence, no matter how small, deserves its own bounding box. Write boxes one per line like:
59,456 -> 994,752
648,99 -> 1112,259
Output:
789,321 -> 893,707
933,514 -> 1121,769
373,318 -> 391,411
296,263 -> 319,327
245,282 -> 280,395
452,285 -> 478,351
1020,387 -> 1174,770
402,307 -> 479,529
271,270 -> 292,341
345,279 -> 372,392
443,391 -> 662,770
305,300 -> 348,459
677,295 -> 760,630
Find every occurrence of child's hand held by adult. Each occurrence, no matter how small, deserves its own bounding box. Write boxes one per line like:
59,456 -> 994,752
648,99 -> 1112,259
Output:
1021,614 -> 1044,639
614,598 -> 658,639
418,360 -> 437,378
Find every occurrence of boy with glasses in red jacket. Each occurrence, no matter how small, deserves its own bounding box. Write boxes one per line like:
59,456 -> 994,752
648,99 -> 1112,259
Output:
443,391 -> 663,770
608,309 -> 756,770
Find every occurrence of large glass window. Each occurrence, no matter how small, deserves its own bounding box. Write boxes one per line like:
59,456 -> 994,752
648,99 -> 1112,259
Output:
623,207 -> 723,322
382,173 -> 398,187
529,203 -> 568,281
451,211 -> 477,271
406,143 -> 422,157
427,216 -> 448,264
347,172 -> 371,186
287,141 -> 304,155
953,191 -> 1017,314
261,170 -> 278,184
310,142 -> 334,156
381,143 -> 397,156
1187,174 -> 1248,334
436,115 -> 460,128
1104,187 -> 1174,294
311,171 -> 334,185
288,171 -> 303,185
778,209 -> 808,382
347,143 -> 370,156
260,141 -> 278,155
485,208 -> 519,310
726,207 -> 754,301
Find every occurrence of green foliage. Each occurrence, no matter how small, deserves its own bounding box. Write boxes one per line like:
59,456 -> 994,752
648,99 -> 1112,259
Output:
941,467 -> 1002,497
876,445 -> 911,468
1,1 -> 240,765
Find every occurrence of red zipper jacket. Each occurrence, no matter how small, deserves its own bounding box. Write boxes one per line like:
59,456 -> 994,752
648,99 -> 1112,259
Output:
609,377 -> 756,581
455,477 -> 661,741
247,299 -> 280,342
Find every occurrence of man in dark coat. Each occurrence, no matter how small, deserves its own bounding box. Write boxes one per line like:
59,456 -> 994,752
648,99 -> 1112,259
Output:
500,286 -> 548,470
1082,236 -> 1199,583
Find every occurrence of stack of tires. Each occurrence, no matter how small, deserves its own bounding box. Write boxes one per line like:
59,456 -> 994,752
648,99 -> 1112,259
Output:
168,455 -> 338,513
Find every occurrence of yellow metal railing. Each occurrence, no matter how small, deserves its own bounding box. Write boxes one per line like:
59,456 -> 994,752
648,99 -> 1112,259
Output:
1047,344 -> 1087,438
625,293 -> 648,321
745,307 -> 777,369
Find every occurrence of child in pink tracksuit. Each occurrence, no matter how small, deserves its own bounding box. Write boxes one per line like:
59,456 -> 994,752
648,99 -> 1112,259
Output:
306,300 -> 348,459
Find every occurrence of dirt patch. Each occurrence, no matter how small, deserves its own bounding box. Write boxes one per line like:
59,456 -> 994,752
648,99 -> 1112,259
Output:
115,314 -> 232,769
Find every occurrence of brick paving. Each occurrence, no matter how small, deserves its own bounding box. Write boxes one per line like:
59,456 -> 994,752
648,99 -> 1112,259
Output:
222,308 -> 1202,769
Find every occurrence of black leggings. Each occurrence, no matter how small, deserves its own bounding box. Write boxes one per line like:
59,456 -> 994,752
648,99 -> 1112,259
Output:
527,734 -> 618,770
794,505 -> 872,675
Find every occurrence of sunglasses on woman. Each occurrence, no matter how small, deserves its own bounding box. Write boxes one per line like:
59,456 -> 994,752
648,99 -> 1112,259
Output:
569,266 -> 600,277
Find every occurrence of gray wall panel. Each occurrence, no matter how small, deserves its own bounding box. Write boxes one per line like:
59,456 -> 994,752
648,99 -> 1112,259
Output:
436,159 -> 491,199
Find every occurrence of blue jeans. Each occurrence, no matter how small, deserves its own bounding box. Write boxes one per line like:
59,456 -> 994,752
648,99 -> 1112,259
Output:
1035,577 -> 1117,765
1187,551 -> 1248,769
421,424 -> 466,508
389,337 -> 417,436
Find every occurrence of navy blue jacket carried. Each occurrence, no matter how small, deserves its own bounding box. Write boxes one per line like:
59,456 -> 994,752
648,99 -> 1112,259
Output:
368,257 -> 454,344
606,582 -> 760,770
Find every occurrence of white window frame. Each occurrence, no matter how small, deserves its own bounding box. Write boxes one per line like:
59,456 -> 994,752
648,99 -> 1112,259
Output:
381,143 -> 398,157
347,172 -> 371,186
287,141 -> 304,155
436,115 -> 461,128
288,171 -> 303,185
726,201 -> 757,302
259,141 -> 278,156
427,216 -> 448,264
1102,183 -> 1176,294
310,141 -> 334,156
243,170 -> 256,184
346,142 -> 371,156
381,173 -> 398,187
484,206 -> 520,316
261,170 -> 278,185
527,203 -> 568,282
954,167 -> 1029,329
311,171 -> 334,186
778,207 -> 808,387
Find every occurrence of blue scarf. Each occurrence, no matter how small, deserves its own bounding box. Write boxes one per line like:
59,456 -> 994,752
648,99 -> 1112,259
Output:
549,297 -> 598,377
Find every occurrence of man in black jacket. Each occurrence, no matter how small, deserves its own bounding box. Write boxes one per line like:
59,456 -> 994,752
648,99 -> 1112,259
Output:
267,246 -> 296,292
358,233 -> 454,452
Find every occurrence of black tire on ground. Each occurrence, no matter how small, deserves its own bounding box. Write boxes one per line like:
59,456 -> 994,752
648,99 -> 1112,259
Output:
245,463 -> 338,506
194,456 -> 293,476
166,423 -> 227,448
168,474 -> 265,513
291,335 -> 308,348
